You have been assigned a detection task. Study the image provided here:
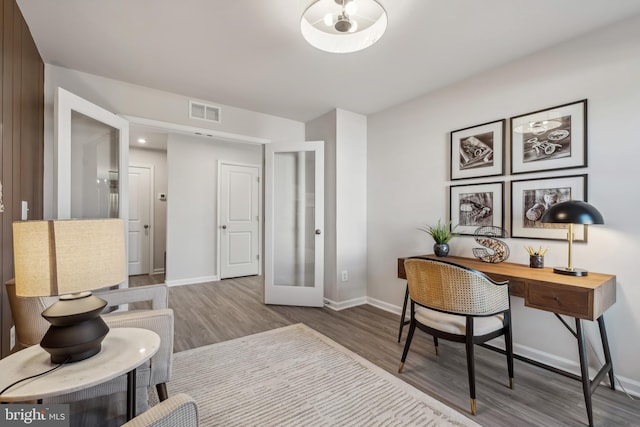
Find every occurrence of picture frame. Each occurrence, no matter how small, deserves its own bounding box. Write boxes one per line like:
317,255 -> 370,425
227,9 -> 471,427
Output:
450,119 -> 505,180
510,99 -> 587,174
510,174 -> 588,241
450,181 -> 504,236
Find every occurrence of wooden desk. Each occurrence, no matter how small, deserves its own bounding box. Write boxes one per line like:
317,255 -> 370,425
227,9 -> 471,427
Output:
397,255 -> 616,427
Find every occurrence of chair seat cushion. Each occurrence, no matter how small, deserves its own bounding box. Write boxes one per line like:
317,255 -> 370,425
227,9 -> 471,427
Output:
415,307 -> 504,336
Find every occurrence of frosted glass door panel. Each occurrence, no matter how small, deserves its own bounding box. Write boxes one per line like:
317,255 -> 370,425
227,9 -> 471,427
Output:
70,111 -> 120,218
273,151 -> 316,288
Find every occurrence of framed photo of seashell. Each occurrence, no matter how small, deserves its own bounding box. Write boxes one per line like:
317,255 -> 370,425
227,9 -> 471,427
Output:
510,174 -> 588,241
450,181 -> 504,236
510,100 -> 587,174
450,119 -> 505,180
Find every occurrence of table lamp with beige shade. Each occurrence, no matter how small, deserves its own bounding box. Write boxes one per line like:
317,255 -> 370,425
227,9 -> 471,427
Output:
12,219 -> 126,363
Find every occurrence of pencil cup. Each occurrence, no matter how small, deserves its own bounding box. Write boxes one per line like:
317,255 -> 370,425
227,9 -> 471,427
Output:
529,255 -> 544,268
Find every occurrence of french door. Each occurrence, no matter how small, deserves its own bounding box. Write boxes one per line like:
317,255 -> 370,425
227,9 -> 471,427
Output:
54,87 -> 129,220
264,141 -> 324,307
54,87 -> 129,283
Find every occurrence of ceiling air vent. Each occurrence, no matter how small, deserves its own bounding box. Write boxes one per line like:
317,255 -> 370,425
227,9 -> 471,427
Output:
189,100 -> 221,123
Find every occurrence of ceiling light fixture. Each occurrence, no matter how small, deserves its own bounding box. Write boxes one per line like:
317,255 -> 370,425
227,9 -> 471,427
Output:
137,138 -> 147,144
301,0 -> 388,54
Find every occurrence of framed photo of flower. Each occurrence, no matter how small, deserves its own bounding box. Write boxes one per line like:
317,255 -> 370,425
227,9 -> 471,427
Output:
450,181 -> 504,236
450,119 -> 505,180
510,99 -> 587,174
510,174 -> 588,241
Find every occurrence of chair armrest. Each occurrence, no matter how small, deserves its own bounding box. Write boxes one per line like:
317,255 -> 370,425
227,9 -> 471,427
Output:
96,284 -> 168,310
122,393 -> 198,427
105,308 -> 174,386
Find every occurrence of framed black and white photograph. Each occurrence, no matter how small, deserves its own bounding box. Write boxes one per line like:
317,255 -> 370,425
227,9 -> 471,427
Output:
450,119 -> 505,180
510,99 -> 587,174
510,174 -> 587,240
450,181 -> 504,235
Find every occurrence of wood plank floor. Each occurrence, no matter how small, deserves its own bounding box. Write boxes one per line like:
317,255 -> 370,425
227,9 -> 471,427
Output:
142,274 -> 640,427
80,274 -> 640,426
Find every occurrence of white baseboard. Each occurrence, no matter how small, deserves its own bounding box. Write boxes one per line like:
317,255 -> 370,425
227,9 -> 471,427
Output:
361,298 -> 640,397
509,342 -> 640,397
165,275 -> 219,287
366,297 -> 404,316
324,296 -> 367,311
152,268 -> 165,275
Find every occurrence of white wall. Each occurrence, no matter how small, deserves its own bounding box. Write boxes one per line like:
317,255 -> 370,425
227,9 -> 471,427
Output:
43,65 -> 305,218
129,147 -> 168,273
166,134 -> 262,285
367,15 -> 640,393
306,109 -> 368,306
335,109 -> 367,303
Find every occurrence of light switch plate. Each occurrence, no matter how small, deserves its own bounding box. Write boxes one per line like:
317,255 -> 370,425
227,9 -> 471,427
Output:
21,201 -> 28,220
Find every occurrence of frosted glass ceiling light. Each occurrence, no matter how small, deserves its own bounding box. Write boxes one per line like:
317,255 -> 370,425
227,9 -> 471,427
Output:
301,0 -> 388,54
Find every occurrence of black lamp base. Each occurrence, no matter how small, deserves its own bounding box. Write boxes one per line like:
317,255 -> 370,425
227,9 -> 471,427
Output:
553,267 -> 588,277
40,293 -> 110,364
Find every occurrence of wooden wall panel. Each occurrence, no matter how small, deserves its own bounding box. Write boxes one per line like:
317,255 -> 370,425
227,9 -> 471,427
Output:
0,0 -> 44,357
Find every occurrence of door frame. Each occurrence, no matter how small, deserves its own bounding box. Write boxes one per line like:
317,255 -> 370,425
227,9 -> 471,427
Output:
128,163 -> 155,275
217,160 -> 262,279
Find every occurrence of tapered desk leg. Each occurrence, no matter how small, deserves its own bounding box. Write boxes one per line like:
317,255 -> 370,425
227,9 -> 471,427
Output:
597,316 -> 615,390
398,284 -> 409,342
127,369 -> 137,421
575,319 -> 594,427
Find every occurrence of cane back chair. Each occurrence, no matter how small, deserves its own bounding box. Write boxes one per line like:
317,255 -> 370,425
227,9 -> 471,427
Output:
398,258 -> 514,415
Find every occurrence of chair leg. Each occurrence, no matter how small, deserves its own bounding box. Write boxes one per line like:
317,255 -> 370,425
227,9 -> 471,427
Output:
433,336 -> 439,356
465,317 -> 476,415
397,284 -> 409,343
156,383 -> 169,402
399,310 -> 417,373
504,311 -> 514,389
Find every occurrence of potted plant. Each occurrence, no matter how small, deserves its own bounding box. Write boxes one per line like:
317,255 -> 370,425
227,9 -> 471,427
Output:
418,220 -> 458,257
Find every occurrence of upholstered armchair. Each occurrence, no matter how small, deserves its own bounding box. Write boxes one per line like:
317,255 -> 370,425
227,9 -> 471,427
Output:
5,279 -> 174,404
122,393 -> 198,427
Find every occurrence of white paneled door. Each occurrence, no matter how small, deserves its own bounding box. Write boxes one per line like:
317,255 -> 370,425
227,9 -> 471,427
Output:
264,141 -> 324,307
219,162 -> 260,279
128,165 -> 152,275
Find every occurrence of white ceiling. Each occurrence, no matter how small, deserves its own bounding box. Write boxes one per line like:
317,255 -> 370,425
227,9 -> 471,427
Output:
17,0 -> 640,123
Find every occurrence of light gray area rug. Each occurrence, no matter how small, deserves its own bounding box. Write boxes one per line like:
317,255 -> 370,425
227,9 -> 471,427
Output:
165,323 -> 480,426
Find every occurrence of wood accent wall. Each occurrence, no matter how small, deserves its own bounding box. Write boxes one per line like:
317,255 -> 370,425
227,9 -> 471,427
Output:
1,0 -> 44,357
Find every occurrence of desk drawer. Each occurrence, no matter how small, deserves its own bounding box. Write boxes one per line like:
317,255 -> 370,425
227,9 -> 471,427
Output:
526,281 -> 592,319
486,273 -> 525,297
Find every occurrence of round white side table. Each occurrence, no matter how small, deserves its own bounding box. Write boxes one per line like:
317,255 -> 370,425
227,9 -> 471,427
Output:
0,327 -> 160,421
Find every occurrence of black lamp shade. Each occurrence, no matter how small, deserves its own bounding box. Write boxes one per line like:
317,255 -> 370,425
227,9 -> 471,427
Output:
541,201 -> 604,225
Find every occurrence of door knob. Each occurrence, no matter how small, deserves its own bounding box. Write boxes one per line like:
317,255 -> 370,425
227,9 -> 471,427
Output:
222,225 -> 227,229
315,229 -> 321,235
144,224 -> 149,229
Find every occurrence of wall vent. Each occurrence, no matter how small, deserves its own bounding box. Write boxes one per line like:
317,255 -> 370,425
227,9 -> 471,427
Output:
189,100 -> 221,123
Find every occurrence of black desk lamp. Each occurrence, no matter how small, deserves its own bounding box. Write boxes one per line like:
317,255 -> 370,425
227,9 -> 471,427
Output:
541,200 -> 604,276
